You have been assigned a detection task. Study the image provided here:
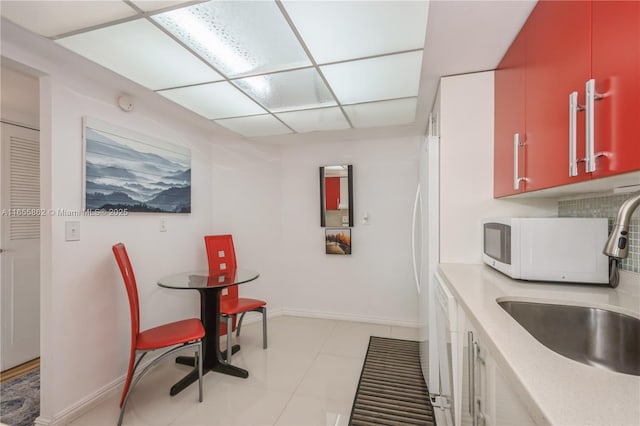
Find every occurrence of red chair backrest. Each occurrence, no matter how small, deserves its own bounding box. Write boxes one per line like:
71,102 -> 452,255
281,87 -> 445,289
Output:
112,243 -> 140,341
204,235 -> 238,301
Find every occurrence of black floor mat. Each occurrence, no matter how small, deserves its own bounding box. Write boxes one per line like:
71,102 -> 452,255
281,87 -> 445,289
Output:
349,337 -> 436,426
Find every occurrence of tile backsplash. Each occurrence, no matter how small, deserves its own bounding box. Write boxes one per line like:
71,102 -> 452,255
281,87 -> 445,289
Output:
558,191 -> 640,273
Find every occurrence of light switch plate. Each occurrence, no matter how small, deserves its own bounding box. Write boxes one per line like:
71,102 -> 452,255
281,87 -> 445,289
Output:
65,221 -> 80,241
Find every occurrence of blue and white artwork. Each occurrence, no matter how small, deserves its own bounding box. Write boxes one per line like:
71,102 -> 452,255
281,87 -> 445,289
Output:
83,118 -> 191,213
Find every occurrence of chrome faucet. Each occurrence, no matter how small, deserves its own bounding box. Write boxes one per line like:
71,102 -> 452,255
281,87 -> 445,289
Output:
603,192 -> 640,287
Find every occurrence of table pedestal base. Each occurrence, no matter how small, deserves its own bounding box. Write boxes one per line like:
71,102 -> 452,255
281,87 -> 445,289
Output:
169,287 -> 249,396
170,359 -> 248,396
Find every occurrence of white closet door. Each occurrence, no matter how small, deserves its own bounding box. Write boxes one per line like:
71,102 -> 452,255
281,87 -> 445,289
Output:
1,122 -> 40,371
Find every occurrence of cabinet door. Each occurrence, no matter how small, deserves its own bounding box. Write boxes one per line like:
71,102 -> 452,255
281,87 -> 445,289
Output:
494,26 -> 527,197
493,363 -> 537,426
525,0 -> 591,191
591,1 -> 640,178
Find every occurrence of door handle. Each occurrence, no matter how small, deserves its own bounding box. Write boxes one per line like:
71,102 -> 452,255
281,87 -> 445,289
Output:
513,133 -> 526,190
468,331 -> 475,422
585,79 -> 604,173
568,91 -> 583,177
411,184 -> 421,294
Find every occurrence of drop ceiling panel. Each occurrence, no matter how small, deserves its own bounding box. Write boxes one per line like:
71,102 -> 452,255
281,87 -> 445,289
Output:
1,1 -> 539,140
344,98 -> 418,129
282,0 -> 429,64
158,82 -> 266,119
234,68 -> 336,113
276,108 -> 350,133
56,19 -> 223,90
152,1 -> 311,78
131,1 -> 196,13
0,1 -> 137,38
215,115 -> 292,137
321,51 -> 423,104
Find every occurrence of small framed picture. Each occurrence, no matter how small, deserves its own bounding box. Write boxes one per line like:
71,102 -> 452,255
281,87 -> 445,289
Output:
325,228 -> 351,255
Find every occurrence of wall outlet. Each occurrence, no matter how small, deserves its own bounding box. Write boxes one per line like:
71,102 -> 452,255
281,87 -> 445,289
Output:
160,219 -> 167,232
65,221 -> 80,241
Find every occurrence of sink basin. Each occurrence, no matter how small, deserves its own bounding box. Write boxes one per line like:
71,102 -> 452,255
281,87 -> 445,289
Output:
498,300 -> 640,376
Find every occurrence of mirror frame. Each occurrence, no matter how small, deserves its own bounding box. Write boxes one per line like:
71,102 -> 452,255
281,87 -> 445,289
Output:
319,164 -> 353,227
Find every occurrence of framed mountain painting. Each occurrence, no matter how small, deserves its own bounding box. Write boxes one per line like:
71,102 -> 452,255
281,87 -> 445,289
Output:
82,117 -> 191,213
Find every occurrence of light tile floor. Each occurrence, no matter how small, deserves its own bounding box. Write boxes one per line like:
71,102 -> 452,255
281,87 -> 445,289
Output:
68,316 -> 419,426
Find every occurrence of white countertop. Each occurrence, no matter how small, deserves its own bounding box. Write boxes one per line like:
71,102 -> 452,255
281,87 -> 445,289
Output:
438,263 -> 640,426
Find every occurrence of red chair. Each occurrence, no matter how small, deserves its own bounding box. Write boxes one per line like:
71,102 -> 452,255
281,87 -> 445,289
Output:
112,243 -> 204,426
204,235 -> 267,364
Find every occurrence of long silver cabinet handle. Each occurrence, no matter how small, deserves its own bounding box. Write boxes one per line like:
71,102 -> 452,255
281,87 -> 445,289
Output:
473,341 -> 486,426
569,91 -> 579,176
585,79 -> 604,173
585,79 -> 596,173
468,331 -> 476,424
513,133 -> 525,190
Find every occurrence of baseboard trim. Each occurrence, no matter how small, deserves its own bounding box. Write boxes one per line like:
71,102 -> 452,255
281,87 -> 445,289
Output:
35,375 -> 121,426
237,307 -> 419,328
41,309 -> 417,424
279,308 -> 419,328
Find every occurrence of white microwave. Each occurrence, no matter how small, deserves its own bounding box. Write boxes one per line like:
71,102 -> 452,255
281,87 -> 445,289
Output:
482,217 -> 609,284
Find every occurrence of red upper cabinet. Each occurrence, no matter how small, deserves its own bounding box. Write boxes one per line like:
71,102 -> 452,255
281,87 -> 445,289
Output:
494,26 -> 527,197
494,0 -> 640,198
324,177 -> 340,210
590,1 -> 640,178
524,0 -> 591,192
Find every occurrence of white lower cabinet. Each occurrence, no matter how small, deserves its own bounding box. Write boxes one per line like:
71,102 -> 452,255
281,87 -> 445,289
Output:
459,313 -> 537,426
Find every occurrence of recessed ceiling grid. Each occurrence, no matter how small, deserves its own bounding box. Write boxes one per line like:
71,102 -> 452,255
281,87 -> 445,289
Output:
42,0 -> 427,137
273,0 -> 353,129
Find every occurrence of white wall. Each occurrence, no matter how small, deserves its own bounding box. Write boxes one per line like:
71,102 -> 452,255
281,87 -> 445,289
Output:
1,19 -> 282,423
438,72 -> 557,263
0,63 -> 39,127
209,141 -> 285,309
279,135 -> 421,326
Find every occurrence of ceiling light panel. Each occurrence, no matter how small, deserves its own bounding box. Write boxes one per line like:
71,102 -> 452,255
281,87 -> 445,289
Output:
321,51 -> 423,104
0,1 -> 137,38
158,82 -> 265,119
56,19 -> 222,90
234,68 -> 336,113
215,115 -> 292,137
276,108 -> 350,133
281,0 -> 429,64
152,1 -> 311,78
344,98 -> 418,129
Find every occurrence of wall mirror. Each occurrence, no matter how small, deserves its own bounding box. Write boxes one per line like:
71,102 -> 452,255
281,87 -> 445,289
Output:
320,164 -> 353,227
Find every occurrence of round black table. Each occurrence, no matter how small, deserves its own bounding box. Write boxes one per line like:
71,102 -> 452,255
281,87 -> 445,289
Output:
158,268 -> 259,396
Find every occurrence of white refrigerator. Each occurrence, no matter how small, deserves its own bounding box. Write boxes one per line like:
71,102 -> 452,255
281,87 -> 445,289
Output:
412,133 -> 441,401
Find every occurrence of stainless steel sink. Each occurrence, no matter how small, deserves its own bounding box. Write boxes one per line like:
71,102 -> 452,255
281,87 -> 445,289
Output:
498,300 -> 640,376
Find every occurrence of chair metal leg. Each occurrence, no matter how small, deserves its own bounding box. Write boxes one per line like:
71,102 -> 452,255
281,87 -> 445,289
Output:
234,308 -> 267,349
197,342 -> 203,403
117,341 -> 202,426
261,306 -> 267,349
226,315 -> 233,364
236,312 -> 247,337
